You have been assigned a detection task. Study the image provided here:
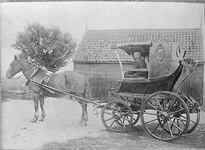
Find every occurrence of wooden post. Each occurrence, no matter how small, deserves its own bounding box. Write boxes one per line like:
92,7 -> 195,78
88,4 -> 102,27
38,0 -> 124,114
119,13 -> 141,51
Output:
114,50 -> 124,79
201,4 -> 205,107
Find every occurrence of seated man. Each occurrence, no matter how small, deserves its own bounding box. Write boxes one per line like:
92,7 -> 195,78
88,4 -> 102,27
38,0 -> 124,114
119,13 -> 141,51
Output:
124,52 -> 148,78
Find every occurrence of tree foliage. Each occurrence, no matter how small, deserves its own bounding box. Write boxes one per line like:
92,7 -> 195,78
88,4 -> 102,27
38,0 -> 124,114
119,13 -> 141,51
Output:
12,23 -> 77,70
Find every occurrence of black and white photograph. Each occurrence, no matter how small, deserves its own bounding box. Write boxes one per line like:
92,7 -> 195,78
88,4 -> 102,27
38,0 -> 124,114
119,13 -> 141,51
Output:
1,1 -> 205,149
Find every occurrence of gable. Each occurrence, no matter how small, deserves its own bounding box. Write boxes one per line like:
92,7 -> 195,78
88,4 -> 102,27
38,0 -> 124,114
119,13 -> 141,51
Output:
73,28 -> 203,63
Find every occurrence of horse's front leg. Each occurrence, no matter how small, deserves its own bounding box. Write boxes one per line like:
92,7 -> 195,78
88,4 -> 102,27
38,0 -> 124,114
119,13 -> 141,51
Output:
78,100 -> 88,126
31,94 -> 39,123
39,95 -> 46,121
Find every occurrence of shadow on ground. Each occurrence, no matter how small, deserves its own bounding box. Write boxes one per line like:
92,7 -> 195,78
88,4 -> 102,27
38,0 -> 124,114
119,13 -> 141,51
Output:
40,123 -> 205,150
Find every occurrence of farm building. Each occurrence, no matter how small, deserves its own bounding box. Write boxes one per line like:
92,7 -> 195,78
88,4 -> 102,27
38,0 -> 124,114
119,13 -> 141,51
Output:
73,28 -> 204,106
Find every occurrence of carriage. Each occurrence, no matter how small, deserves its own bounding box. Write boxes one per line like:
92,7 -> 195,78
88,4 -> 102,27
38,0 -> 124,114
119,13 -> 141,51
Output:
6,42 -> 200,141
100,42 -> 200,141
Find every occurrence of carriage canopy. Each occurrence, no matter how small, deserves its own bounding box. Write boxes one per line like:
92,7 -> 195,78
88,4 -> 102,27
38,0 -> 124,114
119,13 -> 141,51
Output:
110,42 -> 152,57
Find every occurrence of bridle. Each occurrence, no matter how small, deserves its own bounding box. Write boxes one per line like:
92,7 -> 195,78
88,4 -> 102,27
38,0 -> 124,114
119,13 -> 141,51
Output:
9,59 -> 39,80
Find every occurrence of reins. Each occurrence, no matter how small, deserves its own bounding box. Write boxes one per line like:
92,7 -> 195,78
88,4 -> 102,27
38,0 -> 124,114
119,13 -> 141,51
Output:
11,74 -> 24,79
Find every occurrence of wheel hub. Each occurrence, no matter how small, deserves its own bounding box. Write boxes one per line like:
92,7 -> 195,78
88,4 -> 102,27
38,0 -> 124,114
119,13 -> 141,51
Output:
160,111 -> 170,121
113,113 -> 121,120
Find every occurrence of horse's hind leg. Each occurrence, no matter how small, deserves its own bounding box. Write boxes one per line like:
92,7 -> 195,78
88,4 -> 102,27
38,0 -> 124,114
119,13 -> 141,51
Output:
31,94 -> 39,123
39,95 -> 45,121
78,100 -> 88,126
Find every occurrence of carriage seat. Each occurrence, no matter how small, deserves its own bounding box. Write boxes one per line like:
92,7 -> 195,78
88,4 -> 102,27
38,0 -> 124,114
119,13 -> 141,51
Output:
123,67 -> 148,78
121,77 -> 150,83
120,74 -> 169,83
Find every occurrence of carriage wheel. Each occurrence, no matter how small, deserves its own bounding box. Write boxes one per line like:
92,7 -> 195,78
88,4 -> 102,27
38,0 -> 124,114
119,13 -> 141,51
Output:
140,91 -> 190,141
101,100 -> 133,132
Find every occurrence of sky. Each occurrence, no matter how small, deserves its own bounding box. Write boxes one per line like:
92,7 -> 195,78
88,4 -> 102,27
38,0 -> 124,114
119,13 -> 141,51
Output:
1,2 -> 204,77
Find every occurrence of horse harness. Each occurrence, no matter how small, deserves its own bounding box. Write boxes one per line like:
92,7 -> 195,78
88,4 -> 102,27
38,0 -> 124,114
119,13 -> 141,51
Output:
25,67 -> 55,94
40,71 -> 55,85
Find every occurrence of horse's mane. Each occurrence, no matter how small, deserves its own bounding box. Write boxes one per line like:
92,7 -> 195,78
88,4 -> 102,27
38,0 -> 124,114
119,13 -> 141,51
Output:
19,58 -> 48,71
19,58 -> 37,66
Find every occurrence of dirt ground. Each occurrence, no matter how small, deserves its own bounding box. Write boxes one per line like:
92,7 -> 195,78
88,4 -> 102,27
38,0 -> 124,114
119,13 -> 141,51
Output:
1,98 -> 205,150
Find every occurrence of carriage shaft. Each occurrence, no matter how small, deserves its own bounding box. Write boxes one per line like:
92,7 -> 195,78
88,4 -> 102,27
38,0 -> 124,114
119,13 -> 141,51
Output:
30,79 -> 99,105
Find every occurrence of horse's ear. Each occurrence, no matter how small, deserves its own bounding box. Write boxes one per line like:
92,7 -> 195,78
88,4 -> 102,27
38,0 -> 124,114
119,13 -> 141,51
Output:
14,55 -> 17,60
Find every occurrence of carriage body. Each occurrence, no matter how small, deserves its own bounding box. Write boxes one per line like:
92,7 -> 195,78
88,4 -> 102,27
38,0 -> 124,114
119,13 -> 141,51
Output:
118,65 -> 182,94
112,42 -> 184,94
101,42 -> 200,141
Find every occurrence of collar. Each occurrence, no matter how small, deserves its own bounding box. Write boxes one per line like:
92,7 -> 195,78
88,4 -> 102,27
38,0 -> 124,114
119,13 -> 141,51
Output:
29,67 -> 40,79
25,67 -> 40,86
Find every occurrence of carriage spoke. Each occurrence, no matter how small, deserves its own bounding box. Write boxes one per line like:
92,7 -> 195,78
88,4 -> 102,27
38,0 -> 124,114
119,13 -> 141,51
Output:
126,114 -> 135,122
109,106 -> 116,111
127,114 -> 131,117
121,116 -> 126,124
169,118 -> 181,134
178,119 -> 187,124
144,118 -> 159,125
167,122 -> 174,138
169,115 -> 187,125
156,98 -> 163,111
161,123 -> 166,139
116,121 -> 119,130
109,120 -> 116,128
168,120 -> 183,132
121,116 -> 131,122
167,99 -> 177,112
133,117 -> 137,122
151,121 -> 161,134
170,118 -> 176,130
120,115 -> 128,124
115,104 -> 119,111
143,112 -> 159,116
104,112 -> 114,115
179,114 -> 189,120
176,118 -> 186,126
168,108 -> 185,115
177,119 -> 181,133
105,117 -> 114,122
147,102 -> 161,112
118,119 -> 126,128
119,105 -> 126,113
189,119 -> 197,124
176,115 -> 189,127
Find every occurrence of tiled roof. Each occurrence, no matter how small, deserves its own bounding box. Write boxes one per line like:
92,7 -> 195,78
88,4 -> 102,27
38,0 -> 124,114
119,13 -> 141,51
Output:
73,28 -> 203,63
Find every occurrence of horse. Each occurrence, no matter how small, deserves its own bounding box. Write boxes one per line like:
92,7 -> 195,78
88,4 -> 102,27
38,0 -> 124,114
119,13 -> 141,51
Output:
6,55 -> 92,126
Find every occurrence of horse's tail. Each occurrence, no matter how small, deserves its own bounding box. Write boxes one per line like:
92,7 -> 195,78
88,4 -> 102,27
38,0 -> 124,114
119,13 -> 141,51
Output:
83,76 -> 92,99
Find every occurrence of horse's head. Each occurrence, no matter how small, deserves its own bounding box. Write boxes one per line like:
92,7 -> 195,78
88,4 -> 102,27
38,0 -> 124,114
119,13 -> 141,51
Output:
6,55 -> 22,79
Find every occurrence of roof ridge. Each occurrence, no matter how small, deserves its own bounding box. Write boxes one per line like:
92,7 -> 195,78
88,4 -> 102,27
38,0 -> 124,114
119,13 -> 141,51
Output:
86,28 -> 200,32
